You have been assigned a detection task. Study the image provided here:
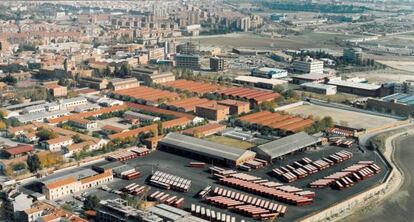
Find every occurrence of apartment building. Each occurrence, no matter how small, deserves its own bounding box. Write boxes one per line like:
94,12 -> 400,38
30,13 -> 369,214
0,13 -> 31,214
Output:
41,169 -> 113,200
210,57 -> 225,72
175,54 -> 200,70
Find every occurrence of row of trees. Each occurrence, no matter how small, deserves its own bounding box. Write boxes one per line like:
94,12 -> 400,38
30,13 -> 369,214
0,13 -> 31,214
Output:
26,152 -> 64,173
1,75 -> 17,85
96,64 -> 131,78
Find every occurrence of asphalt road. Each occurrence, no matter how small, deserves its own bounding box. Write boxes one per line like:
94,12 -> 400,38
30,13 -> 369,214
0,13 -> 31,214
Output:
352,135 -> 414,222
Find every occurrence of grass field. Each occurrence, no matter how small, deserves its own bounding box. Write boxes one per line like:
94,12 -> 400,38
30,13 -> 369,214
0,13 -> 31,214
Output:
203,135 -> 255,149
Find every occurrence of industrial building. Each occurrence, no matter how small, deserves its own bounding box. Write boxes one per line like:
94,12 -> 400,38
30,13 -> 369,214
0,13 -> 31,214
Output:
327,79 -> 390,97
217,99 -> 250,115
159,133 -> 256,166
195,103 -> 229,121
233,76 -> 287,90
97,199 -> 206,222
217,87 -> 281,107
182,123 -> 226,137
394,80 -> 414,94
108,78 -> 140,91
251,67 -> 288,79
291,73 -> 333,85
253,132 -> 320,162
300,82 -> 337,95
123,111 -> 161,122
131,66 -> 175,85
366,93 -> 414,117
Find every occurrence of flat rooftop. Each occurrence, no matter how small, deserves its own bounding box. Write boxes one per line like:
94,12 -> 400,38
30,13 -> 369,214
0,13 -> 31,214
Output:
328,79 -> 381,91
381,93 -> 414,105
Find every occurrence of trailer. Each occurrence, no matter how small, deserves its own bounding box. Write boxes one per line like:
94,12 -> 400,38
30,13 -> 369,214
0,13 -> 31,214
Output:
190,162 -> 207,168
123,171 -> 141,180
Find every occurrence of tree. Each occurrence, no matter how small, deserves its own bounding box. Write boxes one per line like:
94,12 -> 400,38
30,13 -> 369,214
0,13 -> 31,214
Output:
259,101 -> 277,111
0,120 -> 6,130
36,129 -> 58,141
272,85 -> 285,93
114,66 -> 120,77
72,135 -> 83,143
27,154 -> 42,173
12,162 -> 27,171
63,59 -> 68,72
84,195 -> 100,210
103,66 -> 111,77
282,89 -> 297,99
118,64 -> 130,77
1,75 -> 17,85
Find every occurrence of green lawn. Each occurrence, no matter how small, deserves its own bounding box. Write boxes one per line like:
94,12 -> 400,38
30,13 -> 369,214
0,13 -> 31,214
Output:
203,135 -> 255,150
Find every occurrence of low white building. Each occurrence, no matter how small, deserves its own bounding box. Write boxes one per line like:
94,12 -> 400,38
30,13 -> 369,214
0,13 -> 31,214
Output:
68,118 -> 97,130
59,97 -> 88,110
301,82 -> 337,95
251,67 -> 288,79
16,110 -> 70,124
41,169 -> 113,200
41,136 -> 74,152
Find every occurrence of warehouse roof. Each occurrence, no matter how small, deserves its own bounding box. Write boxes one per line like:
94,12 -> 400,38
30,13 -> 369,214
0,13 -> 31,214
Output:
234,76 -> 288,85
160,133 -> 255,162
328,79 -> 380,90
301,82 -> 337,90
254,132 -> 319,159
292,73 -> 331,80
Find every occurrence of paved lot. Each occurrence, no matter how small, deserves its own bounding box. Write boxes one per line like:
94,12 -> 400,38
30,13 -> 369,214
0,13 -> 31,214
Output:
96,146 -> 388,221
95,117 -> 132,130
23,143 -> 388,221
286,104 -> 397,130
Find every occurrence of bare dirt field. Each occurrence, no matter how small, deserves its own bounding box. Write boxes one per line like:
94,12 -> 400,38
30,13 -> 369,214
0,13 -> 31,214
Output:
286,104 -> 397,129
182,32 -> 353,51
376,60 -> 414,73
342,68 -> 414,83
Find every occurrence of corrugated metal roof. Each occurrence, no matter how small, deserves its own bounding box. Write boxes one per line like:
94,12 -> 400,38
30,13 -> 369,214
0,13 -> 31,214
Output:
160,133 -> 255,162
254,132 -> 319,159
